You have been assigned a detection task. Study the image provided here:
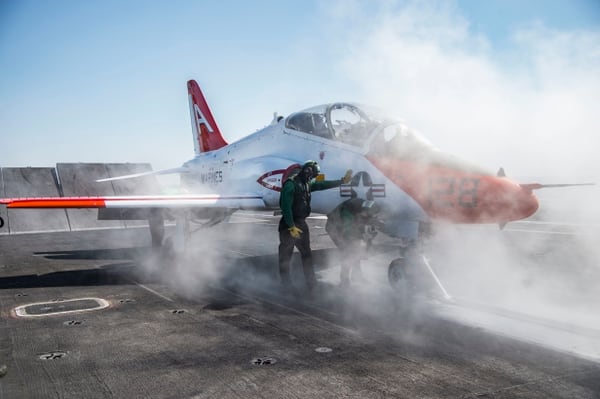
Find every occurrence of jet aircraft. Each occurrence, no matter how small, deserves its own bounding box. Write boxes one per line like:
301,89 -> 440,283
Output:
0,80 -> 589,291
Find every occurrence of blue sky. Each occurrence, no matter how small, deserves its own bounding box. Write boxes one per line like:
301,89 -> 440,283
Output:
458,0 -> 599,44
1,0 -> 599,177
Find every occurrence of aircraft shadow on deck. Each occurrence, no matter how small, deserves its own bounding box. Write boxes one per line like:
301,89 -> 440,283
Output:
33,247 -> 151,260
0,262 -> 139,289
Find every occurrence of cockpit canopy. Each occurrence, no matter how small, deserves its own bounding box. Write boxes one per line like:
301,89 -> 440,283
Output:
284,102 -> 434,159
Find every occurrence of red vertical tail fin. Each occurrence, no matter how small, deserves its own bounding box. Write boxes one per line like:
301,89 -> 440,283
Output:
187,80 -> 228,154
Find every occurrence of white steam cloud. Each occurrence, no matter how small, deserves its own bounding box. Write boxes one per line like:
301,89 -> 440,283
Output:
314,0 -> 600,357
329,1 -> 600,181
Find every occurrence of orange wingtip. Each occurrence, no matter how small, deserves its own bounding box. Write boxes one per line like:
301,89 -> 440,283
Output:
1,197 -> 107,208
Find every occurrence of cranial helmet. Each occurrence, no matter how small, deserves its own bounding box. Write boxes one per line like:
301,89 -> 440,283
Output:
361,200 -> 380,215
302,160 -> 320,178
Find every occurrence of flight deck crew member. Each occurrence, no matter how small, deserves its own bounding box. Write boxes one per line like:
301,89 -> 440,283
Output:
278,161 -> 352,291
326,198 -> 380,288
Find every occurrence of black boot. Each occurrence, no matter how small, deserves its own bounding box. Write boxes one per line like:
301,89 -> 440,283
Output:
302,257 -> 318,291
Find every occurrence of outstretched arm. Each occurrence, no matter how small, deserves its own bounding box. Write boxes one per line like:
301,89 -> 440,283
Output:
311,169 -> 353,191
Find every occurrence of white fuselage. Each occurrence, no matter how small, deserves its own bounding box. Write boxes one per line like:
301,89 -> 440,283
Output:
181,119 -> 427,239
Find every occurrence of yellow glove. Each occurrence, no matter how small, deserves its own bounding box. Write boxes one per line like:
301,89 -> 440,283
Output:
341,169 -> 353,184
288,226 -> 303,239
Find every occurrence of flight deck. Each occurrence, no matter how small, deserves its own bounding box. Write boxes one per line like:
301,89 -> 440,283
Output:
0,211 -> 599,398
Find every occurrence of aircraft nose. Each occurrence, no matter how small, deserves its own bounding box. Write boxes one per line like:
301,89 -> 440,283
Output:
515,186 -> 540,220
492,179 -> 540,223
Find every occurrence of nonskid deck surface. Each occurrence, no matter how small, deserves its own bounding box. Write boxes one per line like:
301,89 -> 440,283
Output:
0,213 -> 599,398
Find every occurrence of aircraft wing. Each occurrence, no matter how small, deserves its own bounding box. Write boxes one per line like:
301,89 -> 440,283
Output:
0,194 -> 266,210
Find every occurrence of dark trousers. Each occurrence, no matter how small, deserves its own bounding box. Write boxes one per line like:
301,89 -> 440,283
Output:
278,218 -> 316,287
327,227 -> 362,283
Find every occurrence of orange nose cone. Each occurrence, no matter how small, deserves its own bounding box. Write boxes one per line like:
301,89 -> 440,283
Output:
517,189 -> 540,220
498,182 -> 540,222
484,178 -> 541,223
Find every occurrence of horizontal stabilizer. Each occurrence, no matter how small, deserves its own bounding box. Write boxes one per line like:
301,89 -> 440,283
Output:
95,167 -> 188,182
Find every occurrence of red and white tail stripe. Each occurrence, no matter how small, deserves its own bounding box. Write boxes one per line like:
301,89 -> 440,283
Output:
187,80 -> 228,154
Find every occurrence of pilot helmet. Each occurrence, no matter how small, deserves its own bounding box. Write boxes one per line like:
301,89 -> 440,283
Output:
302,160 -> 320,179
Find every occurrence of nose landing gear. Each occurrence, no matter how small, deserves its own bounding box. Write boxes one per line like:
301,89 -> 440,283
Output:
387,256 -> 417,294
